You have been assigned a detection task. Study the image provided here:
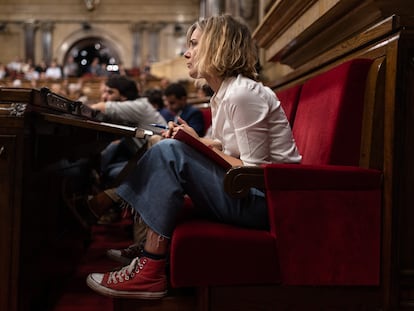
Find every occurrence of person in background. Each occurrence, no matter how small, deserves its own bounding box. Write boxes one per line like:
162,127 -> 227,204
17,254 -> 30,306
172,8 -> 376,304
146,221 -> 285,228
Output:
6,56 -> 23,76
90,74 -> 166,187
35,59 -> 48,79
24,65 -> 40,82
21,58 -> 34,76
197,83 -> 214,98
144,88 -> 175,123
45,59 -> 63,80
63,55 -> 80,78
164,82 -> 205,137
86,14 -> 301,299
87,57 -> 104,77
63,75 -> 166,228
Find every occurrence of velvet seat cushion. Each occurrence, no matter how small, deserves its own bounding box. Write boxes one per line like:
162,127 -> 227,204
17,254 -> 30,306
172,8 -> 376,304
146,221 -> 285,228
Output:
170,220 -> 281,288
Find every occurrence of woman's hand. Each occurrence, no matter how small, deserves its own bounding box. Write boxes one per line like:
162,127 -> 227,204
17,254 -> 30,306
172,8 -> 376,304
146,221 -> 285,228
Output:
162,117 -> 199,139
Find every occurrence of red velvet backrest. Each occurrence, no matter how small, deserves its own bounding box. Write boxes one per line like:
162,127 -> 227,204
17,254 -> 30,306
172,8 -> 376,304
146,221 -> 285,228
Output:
292,59 -> 373,166
262,59 -> 381,286
276,84 -> 302,126
200,107 -> 212,135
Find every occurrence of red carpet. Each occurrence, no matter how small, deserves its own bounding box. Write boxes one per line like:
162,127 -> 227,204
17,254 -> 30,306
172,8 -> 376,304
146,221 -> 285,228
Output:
51,218 -> 134,311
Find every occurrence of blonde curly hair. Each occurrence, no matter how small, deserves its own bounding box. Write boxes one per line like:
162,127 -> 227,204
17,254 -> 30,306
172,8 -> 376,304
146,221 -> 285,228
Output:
187,14 -> 258,81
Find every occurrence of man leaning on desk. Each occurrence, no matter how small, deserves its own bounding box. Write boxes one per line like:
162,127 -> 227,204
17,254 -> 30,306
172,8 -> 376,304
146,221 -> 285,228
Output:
89,74 -> 166,188
90,74 -> 166,127
63,75 -> 166,227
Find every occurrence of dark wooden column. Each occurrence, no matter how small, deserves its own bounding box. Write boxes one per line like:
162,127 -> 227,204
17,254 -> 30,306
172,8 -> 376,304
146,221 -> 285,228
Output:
23,21 -> 38,63
40,21 -> 54,64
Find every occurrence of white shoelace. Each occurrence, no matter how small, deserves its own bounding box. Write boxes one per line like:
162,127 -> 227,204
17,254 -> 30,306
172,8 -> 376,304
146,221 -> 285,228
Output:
107,257 -> 146,284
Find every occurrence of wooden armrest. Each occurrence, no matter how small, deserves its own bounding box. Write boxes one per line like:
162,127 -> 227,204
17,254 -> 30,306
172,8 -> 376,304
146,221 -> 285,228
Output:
223,166 -> 265,198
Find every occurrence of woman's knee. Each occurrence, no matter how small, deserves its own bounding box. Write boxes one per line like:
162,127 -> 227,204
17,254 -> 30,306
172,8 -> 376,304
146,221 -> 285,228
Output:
150,138 -> 183,155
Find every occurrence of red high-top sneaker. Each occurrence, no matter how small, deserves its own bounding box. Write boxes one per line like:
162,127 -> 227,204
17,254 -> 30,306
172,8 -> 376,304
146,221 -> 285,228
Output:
86,256 -> 167,299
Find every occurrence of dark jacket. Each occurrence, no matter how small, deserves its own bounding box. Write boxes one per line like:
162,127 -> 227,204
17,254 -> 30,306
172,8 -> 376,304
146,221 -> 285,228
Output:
178,105 -> 205,137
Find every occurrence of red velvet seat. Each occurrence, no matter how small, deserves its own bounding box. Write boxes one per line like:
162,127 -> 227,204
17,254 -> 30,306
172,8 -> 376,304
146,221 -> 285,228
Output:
170,220 -> 280,287
170,59 -> 382,289
276,84 -> 302,125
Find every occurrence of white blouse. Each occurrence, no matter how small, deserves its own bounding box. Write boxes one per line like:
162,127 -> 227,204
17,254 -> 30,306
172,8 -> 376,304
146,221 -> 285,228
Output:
210,75 -> 302,166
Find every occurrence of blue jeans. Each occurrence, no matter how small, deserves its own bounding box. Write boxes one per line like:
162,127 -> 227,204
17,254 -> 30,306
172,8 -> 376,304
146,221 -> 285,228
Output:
116,139 -> 269,238
100,138 -> 145,187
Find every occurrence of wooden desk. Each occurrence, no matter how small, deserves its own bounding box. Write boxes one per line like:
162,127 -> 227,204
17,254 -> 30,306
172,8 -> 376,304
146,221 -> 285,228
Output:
0,88 -> 147,311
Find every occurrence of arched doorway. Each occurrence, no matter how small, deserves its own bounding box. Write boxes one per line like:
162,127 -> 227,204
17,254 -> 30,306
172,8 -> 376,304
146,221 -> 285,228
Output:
63,36 -> 122,76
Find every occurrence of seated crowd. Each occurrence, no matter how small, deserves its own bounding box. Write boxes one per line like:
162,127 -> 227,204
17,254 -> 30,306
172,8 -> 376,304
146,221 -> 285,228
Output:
0,55 -> 161,103
0,55 -> 129,81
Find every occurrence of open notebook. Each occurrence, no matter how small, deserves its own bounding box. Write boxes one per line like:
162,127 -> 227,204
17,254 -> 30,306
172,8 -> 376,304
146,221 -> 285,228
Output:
173,129 -> 232,170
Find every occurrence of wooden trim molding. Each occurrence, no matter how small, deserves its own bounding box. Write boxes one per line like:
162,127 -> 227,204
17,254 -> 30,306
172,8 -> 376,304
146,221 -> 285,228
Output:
253,0 -> 414,69
252,0 -> 318,48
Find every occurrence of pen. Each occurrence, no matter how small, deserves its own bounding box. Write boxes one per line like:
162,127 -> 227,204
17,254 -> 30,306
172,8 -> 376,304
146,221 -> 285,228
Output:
149,123 -> 169,130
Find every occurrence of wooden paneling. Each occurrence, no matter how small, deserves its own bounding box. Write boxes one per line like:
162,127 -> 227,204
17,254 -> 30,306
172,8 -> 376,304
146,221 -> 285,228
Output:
0,134 -> 18,311
254,0 -> 414,72
0,117 -> 25,311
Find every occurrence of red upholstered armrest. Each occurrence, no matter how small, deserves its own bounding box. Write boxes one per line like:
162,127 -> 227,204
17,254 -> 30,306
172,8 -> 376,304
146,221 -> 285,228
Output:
224,164 -> 382,286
